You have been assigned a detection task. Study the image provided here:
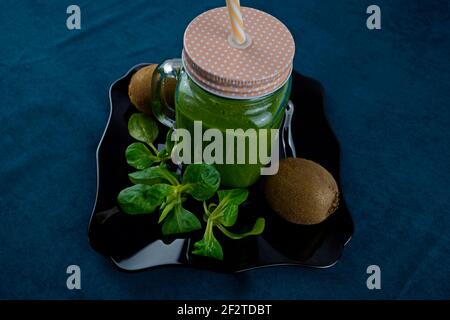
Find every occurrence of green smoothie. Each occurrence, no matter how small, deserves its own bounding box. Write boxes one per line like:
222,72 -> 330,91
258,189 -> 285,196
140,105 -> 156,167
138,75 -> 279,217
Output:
175,71 -> 291,187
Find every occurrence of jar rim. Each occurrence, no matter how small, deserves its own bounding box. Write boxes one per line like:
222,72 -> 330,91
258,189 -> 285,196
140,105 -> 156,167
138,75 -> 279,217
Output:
182,51 -> 292,100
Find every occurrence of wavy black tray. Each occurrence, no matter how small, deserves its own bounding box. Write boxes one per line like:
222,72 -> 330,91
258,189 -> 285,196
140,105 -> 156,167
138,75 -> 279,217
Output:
88,63 -> 354,273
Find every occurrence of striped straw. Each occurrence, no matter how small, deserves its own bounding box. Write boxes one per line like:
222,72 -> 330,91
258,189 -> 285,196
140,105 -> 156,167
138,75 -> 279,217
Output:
225,0 -> 246,45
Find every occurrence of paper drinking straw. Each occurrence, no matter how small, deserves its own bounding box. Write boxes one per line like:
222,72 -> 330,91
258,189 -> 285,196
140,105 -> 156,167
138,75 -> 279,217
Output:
225,0 -> 246,45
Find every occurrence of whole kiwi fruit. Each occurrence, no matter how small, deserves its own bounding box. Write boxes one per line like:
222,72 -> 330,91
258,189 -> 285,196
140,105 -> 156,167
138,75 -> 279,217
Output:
128,64 -> 177,115
264,158 -> 339,225
128,64 -> 158,114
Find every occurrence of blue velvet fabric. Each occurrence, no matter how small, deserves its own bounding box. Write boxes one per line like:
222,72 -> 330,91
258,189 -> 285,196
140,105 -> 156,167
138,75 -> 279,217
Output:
0,0 -> 449,299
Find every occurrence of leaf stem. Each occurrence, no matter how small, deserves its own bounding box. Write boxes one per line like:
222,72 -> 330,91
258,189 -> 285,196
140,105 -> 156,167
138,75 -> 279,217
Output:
203,201 -> 210,216
149,143 -> 159,155
159,200 -> 176,223
205,218 -> 214,242
164,171 -> 180,186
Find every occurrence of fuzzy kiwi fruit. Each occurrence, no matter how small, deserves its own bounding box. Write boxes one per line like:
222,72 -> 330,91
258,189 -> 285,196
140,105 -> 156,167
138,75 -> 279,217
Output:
128,64 -> 158,114
128,64 -> 177,115
264,158 -> 339,225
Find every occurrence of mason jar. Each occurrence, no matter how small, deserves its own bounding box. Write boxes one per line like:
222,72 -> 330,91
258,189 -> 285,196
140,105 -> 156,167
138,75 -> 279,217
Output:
151,7 -> 295,187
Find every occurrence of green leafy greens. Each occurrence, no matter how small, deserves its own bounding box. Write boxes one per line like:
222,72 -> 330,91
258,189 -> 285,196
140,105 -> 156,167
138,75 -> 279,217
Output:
192,189 -> 265,260
119,162 -> 221,235
125,113 -> 173,169
117,112 -> 265,260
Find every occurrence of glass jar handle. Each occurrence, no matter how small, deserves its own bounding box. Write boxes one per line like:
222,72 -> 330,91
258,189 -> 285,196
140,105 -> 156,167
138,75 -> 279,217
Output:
151,58 -> 182,128
281,100 -> 297,158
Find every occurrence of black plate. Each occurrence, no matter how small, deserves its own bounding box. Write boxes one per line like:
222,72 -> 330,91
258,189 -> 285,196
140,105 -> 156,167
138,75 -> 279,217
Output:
88,63 -> 354,272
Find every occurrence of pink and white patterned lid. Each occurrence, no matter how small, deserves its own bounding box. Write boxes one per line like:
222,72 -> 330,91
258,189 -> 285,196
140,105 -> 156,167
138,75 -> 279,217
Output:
183,7 -> 295,99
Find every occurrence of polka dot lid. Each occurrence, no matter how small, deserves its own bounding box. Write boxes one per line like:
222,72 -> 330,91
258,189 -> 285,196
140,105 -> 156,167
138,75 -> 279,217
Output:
183,7 -> 295,99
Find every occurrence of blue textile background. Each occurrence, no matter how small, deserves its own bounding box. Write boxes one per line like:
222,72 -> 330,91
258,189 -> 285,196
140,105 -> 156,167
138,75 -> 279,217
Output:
0,0 -> 449,299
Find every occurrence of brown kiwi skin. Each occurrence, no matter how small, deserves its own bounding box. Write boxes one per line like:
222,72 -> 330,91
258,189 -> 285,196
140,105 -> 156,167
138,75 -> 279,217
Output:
264,158 -> 339,225
128,64 -> 158,115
